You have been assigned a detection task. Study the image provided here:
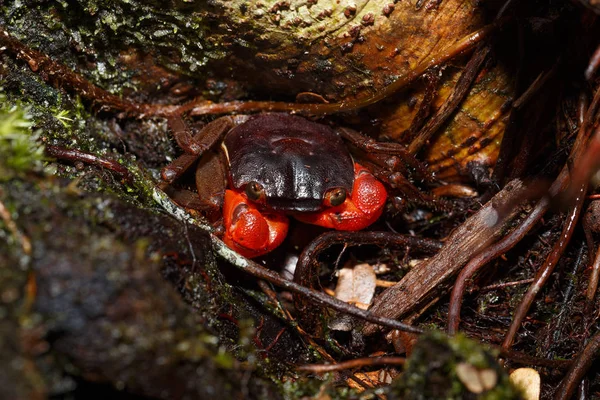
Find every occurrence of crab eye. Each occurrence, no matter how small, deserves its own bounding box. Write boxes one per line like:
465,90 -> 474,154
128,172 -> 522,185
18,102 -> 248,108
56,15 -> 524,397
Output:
245,181 -> 265,202
324,188 -> 347,207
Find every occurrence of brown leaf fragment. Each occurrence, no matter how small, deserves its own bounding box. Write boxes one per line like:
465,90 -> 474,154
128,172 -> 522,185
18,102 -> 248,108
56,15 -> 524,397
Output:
347,370 -> 393,391
334,263 -> 377,310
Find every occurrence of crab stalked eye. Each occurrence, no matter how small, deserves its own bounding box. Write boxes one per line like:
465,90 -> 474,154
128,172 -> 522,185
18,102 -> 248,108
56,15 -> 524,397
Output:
324,187 -> 347,207
245,181 -> 265,202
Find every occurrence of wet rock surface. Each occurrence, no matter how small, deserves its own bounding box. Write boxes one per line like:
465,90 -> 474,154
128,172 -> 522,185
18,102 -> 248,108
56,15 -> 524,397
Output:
0,180 -> 294,399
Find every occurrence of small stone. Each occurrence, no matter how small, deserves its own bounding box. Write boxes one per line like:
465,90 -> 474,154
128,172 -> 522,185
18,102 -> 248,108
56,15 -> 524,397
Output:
509,368 -> 540,400
341,42 -> 354,53
361,12 -> 375,26
344,5 -> 357,18
383,4 -> 395,16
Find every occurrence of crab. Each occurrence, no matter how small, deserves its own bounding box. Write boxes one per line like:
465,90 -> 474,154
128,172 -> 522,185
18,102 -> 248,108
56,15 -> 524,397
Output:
160,113 -> 413,258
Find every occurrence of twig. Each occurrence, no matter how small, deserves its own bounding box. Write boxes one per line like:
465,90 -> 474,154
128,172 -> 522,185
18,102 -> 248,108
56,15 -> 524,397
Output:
499,84 -> 600,349
585,43 -> 600,81
585,244 -> 600,317
555,331 -> 600,400
478,278 -> 535,292
0,193 -> 31,255
497,347 -> 571,370
152,186 -> 426,334
293,231 -> 442,331
297,356 -> 405,373
502,182 -> 586,349
45,145 -> 134,183
550,244 -> 587,352
408,45 -> 490,154
447,196 -> 548,335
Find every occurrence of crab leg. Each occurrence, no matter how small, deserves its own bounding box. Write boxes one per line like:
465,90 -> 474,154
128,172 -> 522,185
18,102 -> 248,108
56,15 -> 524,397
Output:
161,116 -> 246,214
336,127 -> 432,182
295,164 -> 387,231
161,116 -> 243,182
167,117 -> 205,155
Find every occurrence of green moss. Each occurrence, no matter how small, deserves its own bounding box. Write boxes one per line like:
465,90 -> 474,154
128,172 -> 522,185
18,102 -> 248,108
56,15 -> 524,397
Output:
0,93 -> 45,180
2,1 -> 213,85
278,375 -> 359,400
388,331 -> 523,400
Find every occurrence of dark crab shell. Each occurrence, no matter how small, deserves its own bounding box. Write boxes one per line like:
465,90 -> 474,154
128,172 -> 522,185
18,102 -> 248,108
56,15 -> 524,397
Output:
223,114 -> 355,212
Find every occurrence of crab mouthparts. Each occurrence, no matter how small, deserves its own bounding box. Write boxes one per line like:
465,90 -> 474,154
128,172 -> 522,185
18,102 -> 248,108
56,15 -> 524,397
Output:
265,197 -> 323,213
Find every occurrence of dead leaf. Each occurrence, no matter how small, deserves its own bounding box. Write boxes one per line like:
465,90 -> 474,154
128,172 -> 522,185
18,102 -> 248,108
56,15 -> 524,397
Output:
335,263 -> 377,310
347,370 -> 393,392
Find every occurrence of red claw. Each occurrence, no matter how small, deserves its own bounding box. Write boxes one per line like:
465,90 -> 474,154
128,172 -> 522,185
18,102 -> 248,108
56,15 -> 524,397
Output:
223,190 -> 289,258
223,164 -> 385,257
295,163 -> 387,230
